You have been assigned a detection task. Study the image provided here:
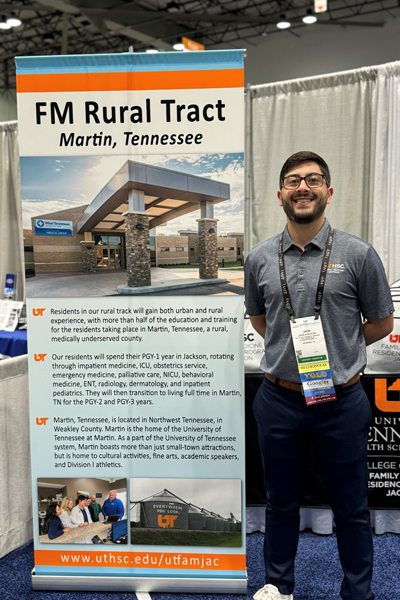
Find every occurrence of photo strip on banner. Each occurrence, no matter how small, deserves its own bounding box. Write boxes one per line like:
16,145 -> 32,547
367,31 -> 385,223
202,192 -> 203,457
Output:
17,50 -> 246,591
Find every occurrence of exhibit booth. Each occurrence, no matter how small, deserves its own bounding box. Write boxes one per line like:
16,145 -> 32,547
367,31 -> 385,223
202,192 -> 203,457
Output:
0,53 -> 399,597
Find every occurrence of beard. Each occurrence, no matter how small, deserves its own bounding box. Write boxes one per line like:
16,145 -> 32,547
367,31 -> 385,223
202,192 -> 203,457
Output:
281,191 -> 329,224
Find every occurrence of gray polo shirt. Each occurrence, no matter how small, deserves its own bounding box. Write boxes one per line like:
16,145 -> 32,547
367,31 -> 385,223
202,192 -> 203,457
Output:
245,219 -> 394,385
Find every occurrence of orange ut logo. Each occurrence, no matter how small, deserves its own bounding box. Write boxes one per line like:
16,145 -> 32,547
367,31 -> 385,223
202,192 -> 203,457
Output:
389,334 -> 400,343
375,379 -> 400,412
158,515 -> 178,528
34,354 -> 47,362
32,308 -> 45,316
36,417 -> 49,425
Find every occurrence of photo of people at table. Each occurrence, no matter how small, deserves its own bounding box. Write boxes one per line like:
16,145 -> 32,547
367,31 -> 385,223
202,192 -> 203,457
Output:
37,477 -> 127,544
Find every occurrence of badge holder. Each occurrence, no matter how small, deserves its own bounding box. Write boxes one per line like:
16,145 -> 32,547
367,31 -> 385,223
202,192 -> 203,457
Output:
279,228 -> 337,405
290,315 -> 337,405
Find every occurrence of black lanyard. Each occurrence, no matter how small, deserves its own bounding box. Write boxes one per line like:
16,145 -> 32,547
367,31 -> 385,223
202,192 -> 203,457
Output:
278,228 -> 334,321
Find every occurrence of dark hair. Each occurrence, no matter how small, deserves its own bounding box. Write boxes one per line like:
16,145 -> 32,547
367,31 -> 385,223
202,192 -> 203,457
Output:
279,151 -> 331,188
43,503 -> 59,534
77,495 -> 87,503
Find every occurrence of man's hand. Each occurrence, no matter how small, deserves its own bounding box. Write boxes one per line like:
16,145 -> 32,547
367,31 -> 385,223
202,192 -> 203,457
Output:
249,314 -> 266,339
364,313 -> 394,346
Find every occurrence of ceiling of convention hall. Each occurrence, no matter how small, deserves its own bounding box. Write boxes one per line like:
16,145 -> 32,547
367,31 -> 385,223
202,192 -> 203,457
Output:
0,0 -> 399,88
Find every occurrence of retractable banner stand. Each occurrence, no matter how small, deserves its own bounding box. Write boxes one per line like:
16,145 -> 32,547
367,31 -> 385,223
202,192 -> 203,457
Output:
16,50 -> 246,592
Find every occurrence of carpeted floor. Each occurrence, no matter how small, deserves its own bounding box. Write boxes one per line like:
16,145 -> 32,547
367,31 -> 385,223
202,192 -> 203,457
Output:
1,532 -> 399,599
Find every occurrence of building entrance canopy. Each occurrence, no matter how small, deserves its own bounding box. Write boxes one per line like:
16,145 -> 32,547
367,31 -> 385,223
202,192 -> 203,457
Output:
76,160 -> 230,233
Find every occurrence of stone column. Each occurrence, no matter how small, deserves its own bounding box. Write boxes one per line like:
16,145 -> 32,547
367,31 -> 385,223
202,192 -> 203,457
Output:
197,218 -> 218,279
124,211 -> 151,287
80,241 -> 96,273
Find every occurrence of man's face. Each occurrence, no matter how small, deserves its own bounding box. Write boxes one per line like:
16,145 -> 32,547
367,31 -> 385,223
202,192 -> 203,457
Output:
109,491 -> 117,502
277,161 -> 333,225
91,496 -> 96,503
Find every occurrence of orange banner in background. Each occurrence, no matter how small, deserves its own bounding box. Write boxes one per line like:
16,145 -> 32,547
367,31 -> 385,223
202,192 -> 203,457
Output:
35,550 -> 246,570
182,37 -> 205,51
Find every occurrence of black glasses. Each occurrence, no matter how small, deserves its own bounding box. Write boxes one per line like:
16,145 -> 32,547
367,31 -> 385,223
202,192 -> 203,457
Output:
282,173 -> 326,190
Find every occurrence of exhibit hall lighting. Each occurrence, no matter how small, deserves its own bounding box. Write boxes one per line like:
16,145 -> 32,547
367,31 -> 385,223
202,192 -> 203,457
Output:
173,42 -> 185,50
7,16 -> 22,26
146,48 -> 159,53
303,9 -> 317,24
276,15 -> 291,29
0,17 -> 12,29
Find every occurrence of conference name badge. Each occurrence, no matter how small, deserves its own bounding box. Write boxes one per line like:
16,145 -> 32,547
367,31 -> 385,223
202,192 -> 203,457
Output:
290,316 -> 337,406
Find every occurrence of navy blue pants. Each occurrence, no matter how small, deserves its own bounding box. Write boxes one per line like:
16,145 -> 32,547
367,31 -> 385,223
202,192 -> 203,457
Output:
253,377 -> 374,600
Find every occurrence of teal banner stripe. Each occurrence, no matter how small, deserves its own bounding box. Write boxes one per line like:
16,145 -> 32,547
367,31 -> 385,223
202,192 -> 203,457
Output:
15,50 -> 244,76
34,565 -> 247,578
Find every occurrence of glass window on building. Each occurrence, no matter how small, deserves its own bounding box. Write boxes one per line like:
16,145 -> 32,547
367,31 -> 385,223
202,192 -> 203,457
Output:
108,235 -> 121,245
176,247 -> 184,252
229,247 -> 235,251
218,247 -> 225,251
160,247 -> 169,252
94,234 -> 121,246
94,234 -> 109,245
190,247 -> 195,251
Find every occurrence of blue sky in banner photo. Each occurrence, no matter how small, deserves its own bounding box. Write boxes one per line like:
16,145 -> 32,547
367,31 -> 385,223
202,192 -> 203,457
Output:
20,153 -> 244,234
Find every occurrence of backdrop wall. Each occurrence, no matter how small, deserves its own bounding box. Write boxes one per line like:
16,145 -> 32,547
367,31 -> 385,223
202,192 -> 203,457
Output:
0,120 -> 25,301
243,17 -> 400,85
0,90 -> 17,122
246,60 -> 400,284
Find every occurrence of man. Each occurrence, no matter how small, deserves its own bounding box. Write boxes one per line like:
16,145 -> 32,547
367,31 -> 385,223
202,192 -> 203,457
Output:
245,151 -> 394,600
88,495 -> 102,522
71,495 -> 93,527
101,490 -> 124,521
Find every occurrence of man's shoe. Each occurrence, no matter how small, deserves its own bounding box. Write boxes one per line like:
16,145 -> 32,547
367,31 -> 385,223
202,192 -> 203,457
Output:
253,583 -> 293,600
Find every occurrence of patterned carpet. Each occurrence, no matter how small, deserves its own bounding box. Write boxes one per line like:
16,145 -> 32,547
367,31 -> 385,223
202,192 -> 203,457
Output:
1,531 -> 399,599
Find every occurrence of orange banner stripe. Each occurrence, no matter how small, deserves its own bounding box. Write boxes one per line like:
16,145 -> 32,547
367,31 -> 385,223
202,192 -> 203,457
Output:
35,550 -> 246,571
17,69 -> 244,93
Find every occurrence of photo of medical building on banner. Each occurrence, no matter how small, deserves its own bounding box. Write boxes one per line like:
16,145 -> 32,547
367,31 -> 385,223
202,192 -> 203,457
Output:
22,155 -> 244,297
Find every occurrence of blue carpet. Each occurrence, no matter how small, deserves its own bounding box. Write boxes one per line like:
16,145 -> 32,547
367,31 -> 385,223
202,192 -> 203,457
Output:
1,532 -> 399,599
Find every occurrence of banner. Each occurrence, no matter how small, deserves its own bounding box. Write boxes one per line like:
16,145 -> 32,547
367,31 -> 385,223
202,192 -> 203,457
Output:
366,280 -> 400,374
17,50 -> 246,592
363,375 -> 400,508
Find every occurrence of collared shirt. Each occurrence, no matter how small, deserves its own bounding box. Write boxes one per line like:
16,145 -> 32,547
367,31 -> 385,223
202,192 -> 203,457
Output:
245,220 -> 394,384
102,498 -> 124,518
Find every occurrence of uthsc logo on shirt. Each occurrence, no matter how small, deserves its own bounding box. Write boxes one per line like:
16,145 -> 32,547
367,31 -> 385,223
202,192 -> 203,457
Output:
327,263 -> 345,274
